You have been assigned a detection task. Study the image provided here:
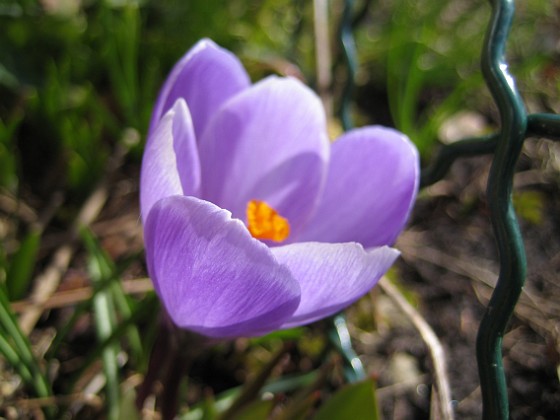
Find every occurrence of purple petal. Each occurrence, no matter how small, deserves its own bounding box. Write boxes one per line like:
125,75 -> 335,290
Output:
298,127 -> 419,247
271,242 -> 399,328
149,39 -> 251,139
199,76 -> 330,237
144,195 -> 301,338
140,99 -> 201,222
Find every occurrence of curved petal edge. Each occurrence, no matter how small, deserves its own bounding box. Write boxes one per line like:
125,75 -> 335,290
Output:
149,39 -> 251,139
140,99 -> 200,222
271,242 -> 399,329
144,195 -> 301,338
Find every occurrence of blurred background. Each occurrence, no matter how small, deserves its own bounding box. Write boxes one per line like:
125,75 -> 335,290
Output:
1,0 -> 559,418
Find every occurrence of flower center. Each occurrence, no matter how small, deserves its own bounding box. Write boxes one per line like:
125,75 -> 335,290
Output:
246,200 -> 290,242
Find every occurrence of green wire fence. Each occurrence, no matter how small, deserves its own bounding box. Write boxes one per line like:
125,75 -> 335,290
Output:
333,0 -> 560,419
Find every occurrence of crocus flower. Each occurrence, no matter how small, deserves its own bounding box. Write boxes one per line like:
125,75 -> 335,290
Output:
141,39 -> 419,339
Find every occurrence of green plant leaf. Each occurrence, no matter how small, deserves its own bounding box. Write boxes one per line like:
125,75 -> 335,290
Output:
231,399 -> 274,420
313,378 -> 380,420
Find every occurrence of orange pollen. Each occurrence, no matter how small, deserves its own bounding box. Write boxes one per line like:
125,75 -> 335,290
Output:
246,200 -> 290,242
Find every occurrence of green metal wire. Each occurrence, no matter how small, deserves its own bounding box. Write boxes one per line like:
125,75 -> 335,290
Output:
418,1 -> 560,419
477,1 -> 527,418
527,113 -> 560,141
420,134 -> 498,188
421,114 -> 560,188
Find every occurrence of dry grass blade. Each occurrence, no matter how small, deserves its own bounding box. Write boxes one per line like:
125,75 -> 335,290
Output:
379,276 -> 455,420
10,393 -> 103,410
10,278 -> 153,313
313,0 -> 333,116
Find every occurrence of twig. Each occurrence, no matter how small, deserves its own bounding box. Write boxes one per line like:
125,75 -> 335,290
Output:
379,276 -> 455,420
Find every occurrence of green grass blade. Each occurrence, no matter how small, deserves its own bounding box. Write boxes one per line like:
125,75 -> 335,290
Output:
0,287 -> 53,411
71,294 -> 157,385
0,333 -> 33,384
6,229 -> 41,300
82,228 -> 121,420
109,280 -> 143,364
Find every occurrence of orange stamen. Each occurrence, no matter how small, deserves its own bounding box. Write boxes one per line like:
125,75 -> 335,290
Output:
246,200 -> 290,242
